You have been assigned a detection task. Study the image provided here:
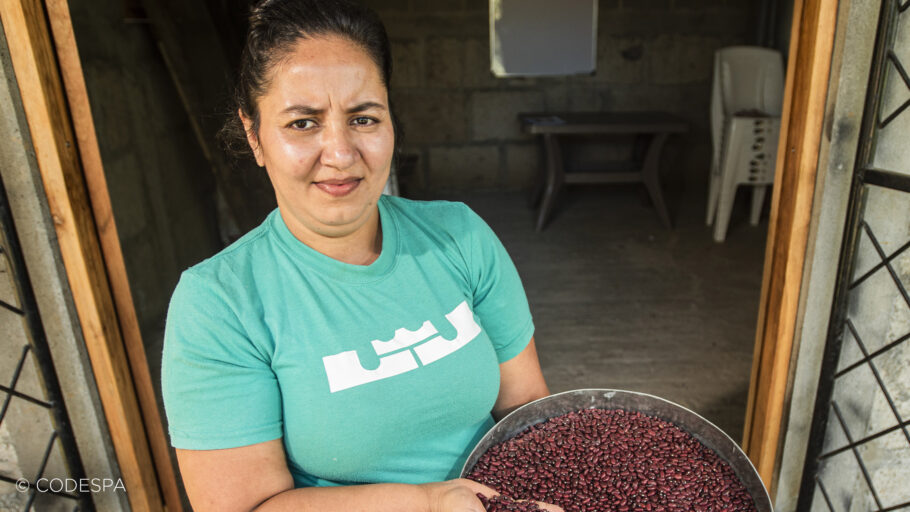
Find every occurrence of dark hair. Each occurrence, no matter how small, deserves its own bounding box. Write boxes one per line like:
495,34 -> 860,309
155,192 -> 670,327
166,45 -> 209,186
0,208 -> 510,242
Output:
220,0 -> 395,159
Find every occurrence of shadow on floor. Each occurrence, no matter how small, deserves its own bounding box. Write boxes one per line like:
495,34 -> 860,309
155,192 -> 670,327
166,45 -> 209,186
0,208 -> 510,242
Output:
441,184 -> 767,442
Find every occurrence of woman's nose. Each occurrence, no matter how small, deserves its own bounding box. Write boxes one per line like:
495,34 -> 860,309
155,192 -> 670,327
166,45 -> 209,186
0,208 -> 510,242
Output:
319,124 -> 357,170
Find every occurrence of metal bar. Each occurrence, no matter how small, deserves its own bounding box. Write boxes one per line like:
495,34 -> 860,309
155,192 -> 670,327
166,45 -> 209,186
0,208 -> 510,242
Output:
850,236 -> 910,289
836,330 -> 910,377
0,297 -> 24,315
796,190 -> 870,510
864,167 -> 910,194
831,402 -> 885,510
816,477 -> 837,512
861,222 -> 910,309
0,160 -> 93,510
880,98 -> 910,128
32,431 -> 57,482
21,484 -> 37,511
797,1 -> 897,506
879,500 -> 910,512
0,384 -> 54,409
879,50 -> 910,128
0,345 -> 32,425
819,417 -> 910,459
886,50 -> 910,87
846,320 -> 910,445
24,431 -> 60,511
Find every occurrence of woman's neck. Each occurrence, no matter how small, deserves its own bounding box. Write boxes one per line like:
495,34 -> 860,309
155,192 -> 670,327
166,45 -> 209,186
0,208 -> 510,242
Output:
281,207 -> 382,266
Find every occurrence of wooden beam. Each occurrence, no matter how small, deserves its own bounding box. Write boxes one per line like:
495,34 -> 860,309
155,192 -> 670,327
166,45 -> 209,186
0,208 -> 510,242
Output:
742,0 -> 838,497
0,1 -> 163,510
42,1 -> 183,511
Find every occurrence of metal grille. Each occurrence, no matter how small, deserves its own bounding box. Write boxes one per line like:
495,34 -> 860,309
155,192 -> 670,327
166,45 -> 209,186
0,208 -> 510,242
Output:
0,174 -> 91,510
797,0 -> 910,510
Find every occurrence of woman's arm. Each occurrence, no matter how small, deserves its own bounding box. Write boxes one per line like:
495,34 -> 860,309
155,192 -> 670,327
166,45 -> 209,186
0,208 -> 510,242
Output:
175,337 -> 554,512
176,440 -> 498,512
491,337 -> 550,421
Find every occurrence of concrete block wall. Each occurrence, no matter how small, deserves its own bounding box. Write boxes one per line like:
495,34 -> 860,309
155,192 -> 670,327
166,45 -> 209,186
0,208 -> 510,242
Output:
364,0 -> 761,194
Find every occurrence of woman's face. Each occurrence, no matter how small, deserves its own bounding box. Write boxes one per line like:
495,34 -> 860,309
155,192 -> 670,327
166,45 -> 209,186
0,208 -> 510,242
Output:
244,35 -> 394,239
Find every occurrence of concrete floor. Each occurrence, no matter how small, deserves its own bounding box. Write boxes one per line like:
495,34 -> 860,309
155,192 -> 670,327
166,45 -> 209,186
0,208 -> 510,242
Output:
449,184 -> 768,442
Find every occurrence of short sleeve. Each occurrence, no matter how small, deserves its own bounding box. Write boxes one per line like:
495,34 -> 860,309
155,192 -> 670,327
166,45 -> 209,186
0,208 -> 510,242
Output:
462,206 -> 535,363
161,270 -> 283,449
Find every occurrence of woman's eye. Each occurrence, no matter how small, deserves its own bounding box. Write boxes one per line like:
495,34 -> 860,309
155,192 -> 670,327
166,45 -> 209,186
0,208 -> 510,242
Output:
352,116 -> 377,126
290,119 -> 316,130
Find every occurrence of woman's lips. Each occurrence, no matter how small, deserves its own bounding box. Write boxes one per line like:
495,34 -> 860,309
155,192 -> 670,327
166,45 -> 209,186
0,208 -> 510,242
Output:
313,177 -> 362,197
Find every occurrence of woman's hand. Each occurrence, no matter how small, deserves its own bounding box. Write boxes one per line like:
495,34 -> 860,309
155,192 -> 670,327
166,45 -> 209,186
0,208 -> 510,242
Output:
421,479 -> 564,512
421,478 -> 497,512
526,499 -> 565,512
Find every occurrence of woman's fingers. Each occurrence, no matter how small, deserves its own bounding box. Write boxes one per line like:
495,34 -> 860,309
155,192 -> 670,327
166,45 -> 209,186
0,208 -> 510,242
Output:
529,500 -> 565,512
434,479 -> 565,512
451,478 -> 499,498
423,479 -> 500,512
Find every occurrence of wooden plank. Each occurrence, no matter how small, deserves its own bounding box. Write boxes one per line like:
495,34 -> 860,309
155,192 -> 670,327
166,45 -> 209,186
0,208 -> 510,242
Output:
742,0 -> 839,496
0,1 -> 163,510
42,1 -> 182,511
742,0 -> 806,457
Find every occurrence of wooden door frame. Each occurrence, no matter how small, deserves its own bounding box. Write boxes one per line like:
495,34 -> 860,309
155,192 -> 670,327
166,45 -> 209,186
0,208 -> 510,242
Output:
742,0 -> 839,498
0,1 -> 180,510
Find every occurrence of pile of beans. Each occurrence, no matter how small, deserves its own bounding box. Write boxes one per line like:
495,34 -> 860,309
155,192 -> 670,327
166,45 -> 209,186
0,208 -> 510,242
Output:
477,493 -> 544,511
467,409 -> 756,512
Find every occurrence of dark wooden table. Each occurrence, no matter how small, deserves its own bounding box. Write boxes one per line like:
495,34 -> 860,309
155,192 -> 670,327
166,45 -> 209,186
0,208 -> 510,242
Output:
520,112 -> 688,231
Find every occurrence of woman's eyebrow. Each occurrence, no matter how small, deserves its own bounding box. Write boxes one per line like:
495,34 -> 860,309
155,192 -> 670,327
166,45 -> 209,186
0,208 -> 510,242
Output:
281,104 -> 323,116
346,101 -> 387,113
280,102 -> 386,116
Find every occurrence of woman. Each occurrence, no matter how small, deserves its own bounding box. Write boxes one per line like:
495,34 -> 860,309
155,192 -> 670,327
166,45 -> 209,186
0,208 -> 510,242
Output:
162,1 -> 561,511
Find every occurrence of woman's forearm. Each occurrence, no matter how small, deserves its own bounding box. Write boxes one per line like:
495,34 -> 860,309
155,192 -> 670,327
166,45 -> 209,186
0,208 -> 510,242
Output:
255,482 -> 428,512
254,479 -> 489,512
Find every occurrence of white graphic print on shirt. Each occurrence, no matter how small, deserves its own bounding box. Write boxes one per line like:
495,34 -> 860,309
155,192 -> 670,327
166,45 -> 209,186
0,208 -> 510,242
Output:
322,301 -> 481,392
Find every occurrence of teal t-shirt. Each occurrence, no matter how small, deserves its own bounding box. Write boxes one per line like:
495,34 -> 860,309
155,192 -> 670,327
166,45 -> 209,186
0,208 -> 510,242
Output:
162,196 -> 534,487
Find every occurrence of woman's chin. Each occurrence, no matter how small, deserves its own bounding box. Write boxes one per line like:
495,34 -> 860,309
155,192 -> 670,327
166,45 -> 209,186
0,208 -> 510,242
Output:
311,205 -> 375,235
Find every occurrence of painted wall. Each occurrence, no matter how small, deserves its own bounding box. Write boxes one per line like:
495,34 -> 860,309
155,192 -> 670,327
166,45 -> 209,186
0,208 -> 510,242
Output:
364,0 -> 763,194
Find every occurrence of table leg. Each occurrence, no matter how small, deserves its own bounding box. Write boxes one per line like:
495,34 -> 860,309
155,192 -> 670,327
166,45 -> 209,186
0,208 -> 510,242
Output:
528,149 -> 545,208
641,132 -> 672,229
537,133 -> 565,231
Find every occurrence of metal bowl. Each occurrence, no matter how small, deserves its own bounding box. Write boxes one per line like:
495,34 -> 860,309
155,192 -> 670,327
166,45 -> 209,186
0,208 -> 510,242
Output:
461,389 -> 772,512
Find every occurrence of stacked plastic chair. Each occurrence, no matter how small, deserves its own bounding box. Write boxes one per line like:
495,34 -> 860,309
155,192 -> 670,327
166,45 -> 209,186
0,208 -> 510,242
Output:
707,46 -> 785,242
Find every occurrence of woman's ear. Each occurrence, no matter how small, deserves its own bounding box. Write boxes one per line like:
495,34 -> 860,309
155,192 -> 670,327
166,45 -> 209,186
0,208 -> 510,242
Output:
239,109 -> 265,167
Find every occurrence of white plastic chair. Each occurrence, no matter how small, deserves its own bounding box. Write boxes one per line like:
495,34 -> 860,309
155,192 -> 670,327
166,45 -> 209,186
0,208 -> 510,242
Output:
707,46 -> 784,242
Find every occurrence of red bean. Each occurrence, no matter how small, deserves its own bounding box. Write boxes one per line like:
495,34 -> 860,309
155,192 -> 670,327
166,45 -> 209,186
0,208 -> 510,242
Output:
478,493 -> 545,511
467,409 -> 757,512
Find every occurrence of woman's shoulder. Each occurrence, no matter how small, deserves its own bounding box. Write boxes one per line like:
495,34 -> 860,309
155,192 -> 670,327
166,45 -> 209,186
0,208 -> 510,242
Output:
381,194 -> 469,213
381,195 -> 485,235
177,210 -> 279,289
